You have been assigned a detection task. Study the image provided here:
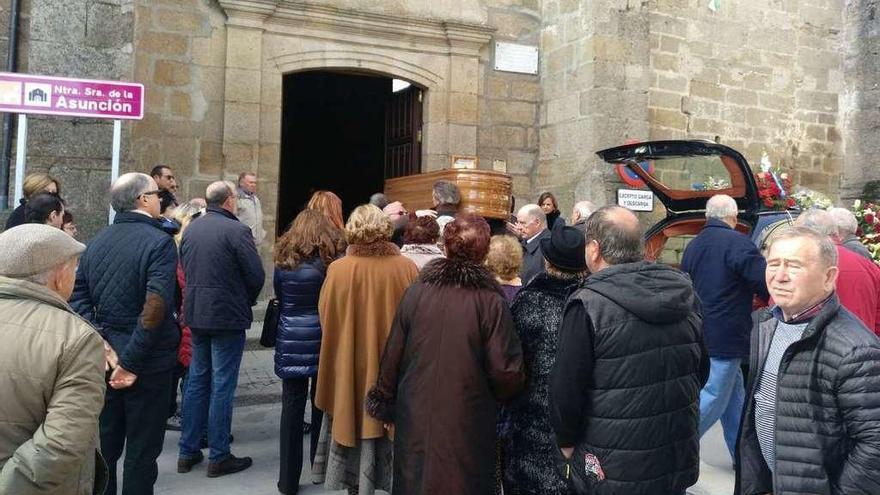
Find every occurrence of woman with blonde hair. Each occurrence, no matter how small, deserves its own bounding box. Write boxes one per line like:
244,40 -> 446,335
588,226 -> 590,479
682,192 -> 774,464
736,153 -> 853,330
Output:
486,234 -> 525,304
165,201 -> 202,430
5,172 -> 61,229
274,209 -> 344,495
313,204 -> 418,495
307,190 -> 344,231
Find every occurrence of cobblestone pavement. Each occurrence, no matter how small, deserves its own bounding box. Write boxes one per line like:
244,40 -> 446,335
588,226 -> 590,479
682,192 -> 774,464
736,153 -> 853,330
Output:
150,323 -> 734,495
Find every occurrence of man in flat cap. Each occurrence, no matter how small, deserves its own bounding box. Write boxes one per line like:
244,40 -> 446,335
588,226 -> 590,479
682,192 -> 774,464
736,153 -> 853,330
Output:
70,172 -> 180,494
0,224 -> 106,495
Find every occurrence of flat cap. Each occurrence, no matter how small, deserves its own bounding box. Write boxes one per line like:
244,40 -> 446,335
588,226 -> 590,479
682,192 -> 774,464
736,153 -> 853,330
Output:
0,224 -> 85,277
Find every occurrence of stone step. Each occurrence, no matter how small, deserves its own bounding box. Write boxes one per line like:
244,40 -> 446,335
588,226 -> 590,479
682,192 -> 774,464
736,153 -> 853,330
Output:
235,321 -> 280,408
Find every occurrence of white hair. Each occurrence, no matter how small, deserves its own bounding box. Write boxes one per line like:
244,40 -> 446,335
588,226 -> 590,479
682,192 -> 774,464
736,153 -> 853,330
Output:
110,173 -> 153,213
23,270 -> 51,285
705,194 -> 738,220
828,207 -> 858,236
21,257 -> 76,285
795,208 -> 839,238
573,200 -> 596,219
518,204 -> 546,226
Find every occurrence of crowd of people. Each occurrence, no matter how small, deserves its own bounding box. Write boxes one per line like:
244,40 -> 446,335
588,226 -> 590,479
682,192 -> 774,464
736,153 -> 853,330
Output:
1,167 -> 880,495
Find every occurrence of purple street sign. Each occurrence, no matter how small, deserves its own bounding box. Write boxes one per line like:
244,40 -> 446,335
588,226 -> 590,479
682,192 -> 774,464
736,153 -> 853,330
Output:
0,72 -> 144,120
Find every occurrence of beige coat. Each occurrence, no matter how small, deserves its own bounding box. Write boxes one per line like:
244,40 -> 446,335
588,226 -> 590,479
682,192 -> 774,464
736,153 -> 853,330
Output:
0,276 -> 106,495
236,189 -> 266,246
315,241 -> 419,447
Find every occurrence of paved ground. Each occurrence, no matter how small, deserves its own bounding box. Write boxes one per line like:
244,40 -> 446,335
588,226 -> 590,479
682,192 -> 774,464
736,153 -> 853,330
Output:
150,323 -> 735,495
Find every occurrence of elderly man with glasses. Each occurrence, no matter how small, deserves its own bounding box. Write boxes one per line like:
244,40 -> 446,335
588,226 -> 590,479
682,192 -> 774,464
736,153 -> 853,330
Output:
70,172 -> 180,495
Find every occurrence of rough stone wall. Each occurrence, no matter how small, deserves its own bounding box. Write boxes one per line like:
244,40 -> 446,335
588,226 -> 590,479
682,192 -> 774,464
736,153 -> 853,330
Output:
0,0 -> 135,238
646,0 -> 844,197
478,0 -> 541,206
841,0 -> 880,200
538,0 -> 651,217
131,0 -> 227,202
537,0 -> 847,215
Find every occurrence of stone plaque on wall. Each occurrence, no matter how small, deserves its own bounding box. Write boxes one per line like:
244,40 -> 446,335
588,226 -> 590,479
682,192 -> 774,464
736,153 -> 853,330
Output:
494,42 -> 538,75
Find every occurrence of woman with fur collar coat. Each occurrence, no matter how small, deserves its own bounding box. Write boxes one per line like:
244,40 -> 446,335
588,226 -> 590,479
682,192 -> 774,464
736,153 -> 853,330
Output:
312,204 -> 419,495
367,214 -> 525,495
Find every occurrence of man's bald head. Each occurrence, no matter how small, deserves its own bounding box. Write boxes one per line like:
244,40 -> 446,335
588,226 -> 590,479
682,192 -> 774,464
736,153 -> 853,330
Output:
794,209 -> 839,240
584,206 -> 645,269
206,180 -> 237,214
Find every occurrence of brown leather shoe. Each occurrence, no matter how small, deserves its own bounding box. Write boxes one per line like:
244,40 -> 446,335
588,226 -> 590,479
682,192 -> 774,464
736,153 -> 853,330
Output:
177,451 -> 204,473
206,454 -> 252,478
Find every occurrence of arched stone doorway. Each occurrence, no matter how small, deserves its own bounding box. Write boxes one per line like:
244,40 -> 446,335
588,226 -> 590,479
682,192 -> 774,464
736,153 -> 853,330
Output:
217,1 -> 493,245
276,69 -> 425,233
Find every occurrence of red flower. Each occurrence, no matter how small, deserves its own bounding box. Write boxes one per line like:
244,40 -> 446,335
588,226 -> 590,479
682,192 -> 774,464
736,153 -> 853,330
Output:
867,213 -> 875,224
786,198 -> 795,208
763,198 -> 774,208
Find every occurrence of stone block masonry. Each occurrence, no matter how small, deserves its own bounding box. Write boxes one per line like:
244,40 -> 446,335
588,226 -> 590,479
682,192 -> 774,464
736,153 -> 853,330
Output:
478,1 -> 542,209
0,0 -> 136,239
646,1 -> 845,196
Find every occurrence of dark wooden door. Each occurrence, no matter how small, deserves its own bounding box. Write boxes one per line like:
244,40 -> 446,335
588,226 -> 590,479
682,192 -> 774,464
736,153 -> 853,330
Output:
385,86 -> 422,178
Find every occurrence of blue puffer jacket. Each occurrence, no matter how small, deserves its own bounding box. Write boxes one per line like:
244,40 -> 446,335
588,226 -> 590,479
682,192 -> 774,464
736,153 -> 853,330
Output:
273,257 -> 325,379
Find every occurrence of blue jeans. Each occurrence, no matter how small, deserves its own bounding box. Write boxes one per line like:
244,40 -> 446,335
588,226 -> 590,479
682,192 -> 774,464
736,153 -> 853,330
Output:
699,357 -> 745,460
179,329 -> 246,463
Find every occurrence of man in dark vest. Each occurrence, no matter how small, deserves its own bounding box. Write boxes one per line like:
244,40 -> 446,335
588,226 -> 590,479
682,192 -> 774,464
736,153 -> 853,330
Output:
550,205 -> 709,495
737,227 -> 880,495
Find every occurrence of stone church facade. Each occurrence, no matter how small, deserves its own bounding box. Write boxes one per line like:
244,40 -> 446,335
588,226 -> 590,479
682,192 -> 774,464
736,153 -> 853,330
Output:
1,0 -> 877,253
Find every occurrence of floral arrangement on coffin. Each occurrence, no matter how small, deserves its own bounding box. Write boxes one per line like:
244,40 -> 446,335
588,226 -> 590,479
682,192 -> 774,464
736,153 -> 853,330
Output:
791,187 -> 833,210
754,152 -> 795,210
692,176 -> 731,191
852,199 -> 880,263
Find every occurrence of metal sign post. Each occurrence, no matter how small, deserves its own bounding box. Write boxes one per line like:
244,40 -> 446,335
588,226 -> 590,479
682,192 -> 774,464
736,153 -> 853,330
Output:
12,113 -> 25,205
0,72 -> 144,222
109,119 -> 121,223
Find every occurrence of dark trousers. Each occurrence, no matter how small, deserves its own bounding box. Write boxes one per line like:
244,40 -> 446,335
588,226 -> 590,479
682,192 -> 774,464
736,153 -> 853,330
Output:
100,370 -> 173,495
278,377 -> 322,495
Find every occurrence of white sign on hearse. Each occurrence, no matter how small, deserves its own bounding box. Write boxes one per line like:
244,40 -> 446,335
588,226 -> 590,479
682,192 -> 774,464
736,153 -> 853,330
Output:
617,188 -> 654,212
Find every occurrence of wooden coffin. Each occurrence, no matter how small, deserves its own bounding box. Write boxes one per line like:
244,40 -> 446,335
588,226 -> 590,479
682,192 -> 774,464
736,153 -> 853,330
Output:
384,169 -> 512,220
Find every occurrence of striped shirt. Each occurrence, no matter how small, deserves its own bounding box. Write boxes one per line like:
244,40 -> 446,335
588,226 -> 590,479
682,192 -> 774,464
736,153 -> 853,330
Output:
754,319 -> 809,472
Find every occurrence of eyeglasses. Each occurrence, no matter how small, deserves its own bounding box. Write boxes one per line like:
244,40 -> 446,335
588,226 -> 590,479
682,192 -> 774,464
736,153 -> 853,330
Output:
139,190 -> 160,199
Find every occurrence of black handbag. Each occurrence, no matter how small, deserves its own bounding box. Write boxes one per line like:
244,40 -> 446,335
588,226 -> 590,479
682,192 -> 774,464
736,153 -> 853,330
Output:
260,298 -> 280,348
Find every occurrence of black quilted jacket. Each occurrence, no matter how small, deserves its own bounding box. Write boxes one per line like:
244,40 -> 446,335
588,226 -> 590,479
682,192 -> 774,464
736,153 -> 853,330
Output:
552,262 -> 708,495
70,211 -> 180,375
736,296 -> 880,495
